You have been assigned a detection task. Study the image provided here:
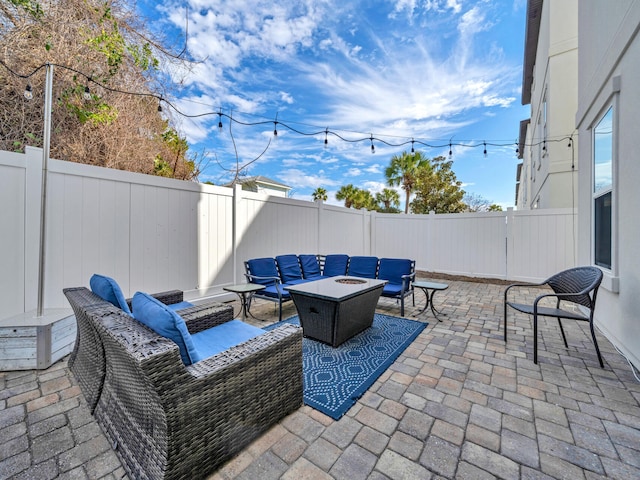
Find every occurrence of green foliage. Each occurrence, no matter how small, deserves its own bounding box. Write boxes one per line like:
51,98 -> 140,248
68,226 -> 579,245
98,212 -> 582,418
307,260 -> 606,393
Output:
60,85 -> 118,125
8,0 -> 43,18
376,188 -> 401,213
127,43 -> 159,71
336,184 -> 358,208
312,187 -> 328,202
385,151 -> 429,214
488,204 -> 503,211
335,184 -> 378,210
154,155 -> 174,177
410,156 -> 466,214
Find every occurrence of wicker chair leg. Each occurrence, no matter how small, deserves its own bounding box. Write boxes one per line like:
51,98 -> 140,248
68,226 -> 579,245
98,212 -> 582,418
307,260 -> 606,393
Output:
533,313 -> 539,364
590,321 -> 605,368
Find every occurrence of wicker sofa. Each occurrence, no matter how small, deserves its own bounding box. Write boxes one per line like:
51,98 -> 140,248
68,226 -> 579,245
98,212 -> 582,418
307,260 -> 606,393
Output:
64,287 -> 303,480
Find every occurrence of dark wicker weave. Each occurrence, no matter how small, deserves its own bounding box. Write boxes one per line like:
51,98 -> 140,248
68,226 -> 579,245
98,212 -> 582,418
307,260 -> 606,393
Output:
64,288 -> 234,414
65,287 -> 303,480
288,279 -> 385,347
503,266 -> 604,366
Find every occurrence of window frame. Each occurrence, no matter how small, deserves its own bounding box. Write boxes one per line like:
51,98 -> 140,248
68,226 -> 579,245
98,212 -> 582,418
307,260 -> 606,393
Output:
591,100 -> 618,286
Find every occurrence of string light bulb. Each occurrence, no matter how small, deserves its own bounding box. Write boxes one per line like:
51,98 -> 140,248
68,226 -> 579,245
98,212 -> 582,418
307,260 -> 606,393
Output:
370,134 -> 375,154
24,84 -> 33,100
410,139 -> 415,156
83,85 -> 91,101
273,121 -> 278,139
218,111 -> 223,132
483,141 -> 487,158
449,142 -> 453,159
157,98 -> 163,112
324,128 -> 329,148
542,140 -> 547,152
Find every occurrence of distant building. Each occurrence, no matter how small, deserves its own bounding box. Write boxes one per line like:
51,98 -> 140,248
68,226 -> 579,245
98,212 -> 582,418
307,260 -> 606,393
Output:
517,0 -> 578,209
226,176 -> 291,198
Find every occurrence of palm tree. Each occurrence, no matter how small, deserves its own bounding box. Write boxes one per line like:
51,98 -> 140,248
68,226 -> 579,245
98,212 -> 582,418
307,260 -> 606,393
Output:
385,151 -> 429,214
335,184 -> 358,208
312,187 -> 328,202
376,188 -> 401,213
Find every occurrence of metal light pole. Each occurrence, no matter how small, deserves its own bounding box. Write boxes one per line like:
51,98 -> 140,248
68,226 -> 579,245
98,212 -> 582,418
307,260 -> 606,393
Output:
36,63 -> 53,317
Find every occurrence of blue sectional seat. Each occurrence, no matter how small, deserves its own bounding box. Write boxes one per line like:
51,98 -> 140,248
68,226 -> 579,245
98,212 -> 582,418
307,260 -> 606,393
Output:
244,254 -> 416,317
378,258 -> 416,316
347,256 -> 379,279
322,254 -> 349,277
299,254 -> 323,280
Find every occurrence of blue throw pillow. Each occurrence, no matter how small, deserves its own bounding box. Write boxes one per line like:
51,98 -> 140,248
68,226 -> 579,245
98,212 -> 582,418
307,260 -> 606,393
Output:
132,292 -> 201,366
90,274 -> 132,315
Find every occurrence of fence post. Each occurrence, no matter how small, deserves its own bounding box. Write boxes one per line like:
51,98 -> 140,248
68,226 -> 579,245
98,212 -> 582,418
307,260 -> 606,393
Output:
505,207 -> 514,280
24,147 -> 44,313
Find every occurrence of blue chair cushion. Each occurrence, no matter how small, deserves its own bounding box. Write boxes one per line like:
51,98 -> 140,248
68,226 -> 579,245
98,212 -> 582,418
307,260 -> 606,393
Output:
348,256 -> 379,279
322,254 -> 349,277
90,274 -> 132,315
276,254 -> 303,283
299,254 -> 322,279
378,258 -> 412,285
247,258 -> 279,286
258,284 -> 292,299
192,320 -> 264,358
167,301 -> 194,311
132,292 -> 201,366
382,283 -> 404,296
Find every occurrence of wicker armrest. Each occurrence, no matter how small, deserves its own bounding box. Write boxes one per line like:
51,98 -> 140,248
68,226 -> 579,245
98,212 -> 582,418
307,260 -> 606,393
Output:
179,302 -> 235,334
126,289 -> 184,310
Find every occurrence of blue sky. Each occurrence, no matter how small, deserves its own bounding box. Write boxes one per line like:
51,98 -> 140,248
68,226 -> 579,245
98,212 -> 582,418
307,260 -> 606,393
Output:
140,0 -> 529,209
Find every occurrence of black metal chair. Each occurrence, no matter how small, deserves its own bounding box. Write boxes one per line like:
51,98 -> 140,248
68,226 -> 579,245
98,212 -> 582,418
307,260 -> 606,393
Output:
503,266 -> 604,366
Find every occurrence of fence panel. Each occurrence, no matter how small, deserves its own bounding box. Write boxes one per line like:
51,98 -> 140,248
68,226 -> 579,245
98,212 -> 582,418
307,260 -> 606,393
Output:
0,147 -> 578,323
0,153 -> 27,319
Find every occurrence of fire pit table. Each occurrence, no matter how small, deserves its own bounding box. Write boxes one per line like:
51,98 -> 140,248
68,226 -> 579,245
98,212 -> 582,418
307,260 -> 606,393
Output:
285,276 -> 387,347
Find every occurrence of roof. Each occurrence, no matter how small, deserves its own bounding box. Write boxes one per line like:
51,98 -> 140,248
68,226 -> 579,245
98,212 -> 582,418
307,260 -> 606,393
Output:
522,0 -> 543,105
225,175 -> 291,191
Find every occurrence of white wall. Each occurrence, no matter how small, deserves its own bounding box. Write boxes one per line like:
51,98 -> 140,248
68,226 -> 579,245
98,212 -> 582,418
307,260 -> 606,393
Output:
576,0 -> 640,368
1,146 -> 578,323
520,0 -> 579,210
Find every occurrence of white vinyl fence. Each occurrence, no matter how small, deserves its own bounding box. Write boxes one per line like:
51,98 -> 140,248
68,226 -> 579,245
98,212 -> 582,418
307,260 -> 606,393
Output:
1,147 -> 577,322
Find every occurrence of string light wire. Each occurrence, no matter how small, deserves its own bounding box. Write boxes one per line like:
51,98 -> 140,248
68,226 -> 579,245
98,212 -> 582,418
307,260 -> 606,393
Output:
1,59 -> 574,154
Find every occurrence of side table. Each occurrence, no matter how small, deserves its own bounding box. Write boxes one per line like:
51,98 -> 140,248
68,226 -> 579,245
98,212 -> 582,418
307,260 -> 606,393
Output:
223,284 -> 266,321
412,281 -> 448,321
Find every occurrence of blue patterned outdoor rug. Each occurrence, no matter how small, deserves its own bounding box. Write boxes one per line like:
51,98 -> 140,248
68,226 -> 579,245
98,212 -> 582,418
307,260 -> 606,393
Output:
264,313 -> 427,420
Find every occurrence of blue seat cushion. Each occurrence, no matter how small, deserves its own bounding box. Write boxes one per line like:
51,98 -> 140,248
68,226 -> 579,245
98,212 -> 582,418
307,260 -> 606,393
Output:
90,274 -> 132,315
348,256 -> 379,279
168,301 -> 194,311
247,258 -> 279,286
322,254 -> 349,277
299,254 -> 322,279
382,283 -> 404,296
378,258 -> 412,285
192,320 -> 264,358
276,254 -> 303,283
258,284 -> 292,299
132,292 -> 201,365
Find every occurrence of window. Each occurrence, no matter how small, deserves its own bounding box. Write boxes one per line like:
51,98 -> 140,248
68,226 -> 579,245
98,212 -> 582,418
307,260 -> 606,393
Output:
593,107 -> 613,269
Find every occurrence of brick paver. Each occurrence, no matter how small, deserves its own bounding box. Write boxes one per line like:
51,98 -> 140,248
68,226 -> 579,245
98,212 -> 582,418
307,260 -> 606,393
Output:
1,278 -> 639,479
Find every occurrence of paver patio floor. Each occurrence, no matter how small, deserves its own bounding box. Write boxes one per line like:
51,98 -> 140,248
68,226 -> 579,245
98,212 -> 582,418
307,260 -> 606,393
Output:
1,278 -> 639,479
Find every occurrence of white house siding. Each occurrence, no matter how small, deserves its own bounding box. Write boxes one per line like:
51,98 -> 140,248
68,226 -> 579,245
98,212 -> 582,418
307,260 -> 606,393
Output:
576,0 -> 640,367
519,0 -> 579,210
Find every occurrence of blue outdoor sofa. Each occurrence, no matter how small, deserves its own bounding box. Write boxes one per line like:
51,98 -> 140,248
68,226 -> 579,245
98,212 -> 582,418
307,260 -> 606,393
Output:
244,254 -> 416,319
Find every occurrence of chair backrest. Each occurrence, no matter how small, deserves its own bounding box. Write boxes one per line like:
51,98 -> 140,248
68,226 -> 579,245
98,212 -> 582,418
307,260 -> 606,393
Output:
245,258 -> 279,285
299,254 -> 321,278
276,254 -> 303,283
378,258 -> 414,284
546,266 -> 603,309
348,256 -> 379,279
322,254 -> 349,277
